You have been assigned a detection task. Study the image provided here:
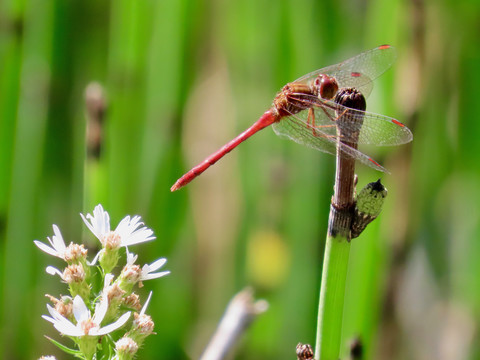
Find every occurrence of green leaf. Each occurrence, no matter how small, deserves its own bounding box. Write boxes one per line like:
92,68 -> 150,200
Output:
45,336 -> 85,359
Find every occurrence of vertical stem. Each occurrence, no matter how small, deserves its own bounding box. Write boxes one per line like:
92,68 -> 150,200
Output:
315,89 -> 366,360
84,82 -> 107,211
315,234 -> 351,360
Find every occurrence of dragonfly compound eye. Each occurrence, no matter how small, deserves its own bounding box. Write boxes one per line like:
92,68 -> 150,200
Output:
315,74 -> 339,100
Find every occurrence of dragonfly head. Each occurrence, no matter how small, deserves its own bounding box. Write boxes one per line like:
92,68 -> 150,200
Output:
314,74 -> 339,100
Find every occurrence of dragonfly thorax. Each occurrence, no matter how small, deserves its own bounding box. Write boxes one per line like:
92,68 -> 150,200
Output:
274,83 -> 318,117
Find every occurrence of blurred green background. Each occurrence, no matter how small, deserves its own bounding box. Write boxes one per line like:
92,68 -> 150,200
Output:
1,0 -> 479,359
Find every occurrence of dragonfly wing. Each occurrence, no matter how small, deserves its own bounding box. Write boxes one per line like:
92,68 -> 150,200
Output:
273,112 -> 338,156
272,111 -> 388,172
294,45 -> 396,98
306,100 -> 413,146
284,93 -> 412,146
354,109 -> 413,145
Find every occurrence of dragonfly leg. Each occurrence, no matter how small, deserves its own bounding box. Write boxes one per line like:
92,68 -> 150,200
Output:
333,108 -> 349,122
307,108 -> 317,136
308,108 -> 337,137
307,106 -> 338,137
320,105 -> 348,123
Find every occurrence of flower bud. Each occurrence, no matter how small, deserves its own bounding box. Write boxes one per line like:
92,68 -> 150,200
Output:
46,295 -> 73,321
123,293 -> 142,311
351,179 -> 387,238
63,264 -> 90,299
115,336 -> 139,360
64,243 -> 88,263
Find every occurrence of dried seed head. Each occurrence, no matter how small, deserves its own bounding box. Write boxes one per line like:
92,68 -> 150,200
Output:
296,343 -> 314,360
350,336 -> 363,359
334,87 -> 366,111
85,82 -> 106,159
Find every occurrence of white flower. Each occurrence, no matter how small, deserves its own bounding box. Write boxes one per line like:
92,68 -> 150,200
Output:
34,225 -> 67,259
45,265 -> 86,284
103,273 -> 115,288
119,250 -> 169,286
42,295 -> 130,337
126,249 -> 138,266
46,266 -> 63,278
140,291 -> 153,316
101,273 -> 125,303
125,248 -> 170,282
140,258 -> 170,281
81,204 -> 155,249
130,292 -> 155,336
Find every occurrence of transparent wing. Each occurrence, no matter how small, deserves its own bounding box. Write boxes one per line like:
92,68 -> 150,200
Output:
282,92 -> 412,146
293,45 -> 396,98
272,108 -> 389,173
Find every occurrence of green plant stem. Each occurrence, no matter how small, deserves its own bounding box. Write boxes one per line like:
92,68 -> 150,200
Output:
315,234 -> 350,360
315,88 -> 366,359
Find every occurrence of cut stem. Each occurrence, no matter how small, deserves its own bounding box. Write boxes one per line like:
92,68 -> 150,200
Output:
199,288 -> 268,360
315,88 -> 366,360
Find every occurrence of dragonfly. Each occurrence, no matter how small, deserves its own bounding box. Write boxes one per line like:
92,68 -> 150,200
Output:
171,45 -> 412,192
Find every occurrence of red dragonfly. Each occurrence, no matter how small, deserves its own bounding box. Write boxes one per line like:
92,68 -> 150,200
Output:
171,45 -> 412,192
